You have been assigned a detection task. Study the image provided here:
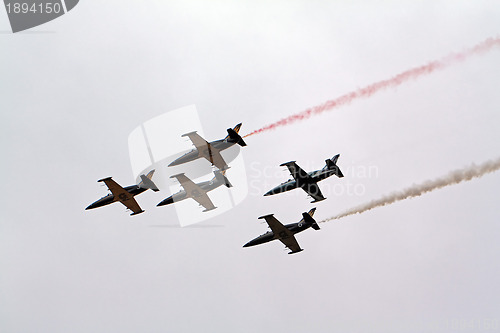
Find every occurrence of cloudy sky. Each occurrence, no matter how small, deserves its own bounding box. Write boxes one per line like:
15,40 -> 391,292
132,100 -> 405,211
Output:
1,1 -> 500,332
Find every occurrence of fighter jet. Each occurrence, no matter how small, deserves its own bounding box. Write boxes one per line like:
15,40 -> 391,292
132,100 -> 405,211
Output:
243,208 -> 320,254
157,170 -> 232,212
168,123 -> 247,171
85,170 -> 159,216
264,154 -> 344,203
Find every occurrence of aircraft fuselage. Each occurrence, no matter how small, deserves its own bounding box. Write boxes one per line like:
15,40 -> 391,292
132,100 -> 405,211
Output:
243,221 -> 312,248
86,185 -> 146,210
157,177 -> 226,206
168,140 -> 235,167
264,168 -> 337,196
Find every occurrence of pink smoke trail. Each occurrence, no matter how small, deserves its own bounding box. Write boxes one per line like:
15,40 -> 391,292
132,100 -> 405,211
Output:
243,36 -> 500,138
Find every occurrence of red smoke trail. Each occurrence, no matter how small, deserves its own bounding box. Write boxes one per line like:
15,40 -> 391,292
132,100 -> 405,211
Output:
243,36 -> 500,138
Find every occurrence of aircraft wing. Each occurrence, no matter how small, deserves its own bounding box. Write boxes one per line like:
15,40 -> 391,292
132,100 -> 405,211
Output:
182,131 -> 210,151
98,178 -> 144,215
193,192 -> 216,211
281,161 -> 311,182
302,182 -> 326,203
171,174 -> 216,211
205,148 -> 228,170
182,132 -> 228,170
259,215 -> 302,253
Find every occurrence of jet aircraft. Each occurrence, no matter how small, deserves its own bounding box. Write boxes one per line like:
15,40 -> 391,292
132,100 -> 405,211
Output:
168,123 -> 247,171
264,154 -> 344,203
86,170 -> 159,216
157,170 -> 232,212
243,208 -> 320,254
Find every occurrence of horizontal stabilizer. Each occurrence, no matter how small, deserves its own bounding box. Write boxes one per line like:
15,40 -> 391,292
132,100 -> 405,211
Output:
214,170 -> 232,188
325,154 -> 344,178
226,126 -> 247,147
302,211 -> 320,230
139,170 -> 159,192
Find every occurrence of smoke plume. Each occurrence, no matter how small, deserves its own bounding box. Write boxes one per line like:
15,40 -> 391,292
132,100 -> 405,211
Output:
321,157 -> 500,222
244,36 -> 500,138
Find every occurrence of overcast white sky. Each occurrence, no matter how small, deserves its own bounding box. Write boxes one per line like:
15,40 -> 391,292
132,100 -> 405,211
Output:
1,1 -> 500,332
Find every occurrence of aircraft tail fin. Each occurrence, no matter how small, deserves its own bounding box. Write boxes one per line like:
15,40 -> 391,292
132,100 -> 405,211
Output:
324,154 -> 344,178
145,169 -> 155,179
138,169 -> 160,192
232,123 -> 242,134
225,123 -> 247,147
214,170 -> 232,188
302,210 -> 320,230
307,207 -> 316,217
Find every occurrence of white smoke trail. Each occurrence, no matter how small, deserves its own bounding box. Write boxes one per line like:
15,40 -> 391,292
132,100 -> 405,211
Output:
321,157 -> 500,222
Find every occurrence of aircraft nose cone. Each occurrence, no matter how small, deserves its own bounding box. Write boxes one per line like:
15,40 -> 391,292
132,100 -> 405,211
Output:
85,203 -> 96,210
157,197 -> 174,207
243,238 -> 259,247
263,190 -> 273,196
